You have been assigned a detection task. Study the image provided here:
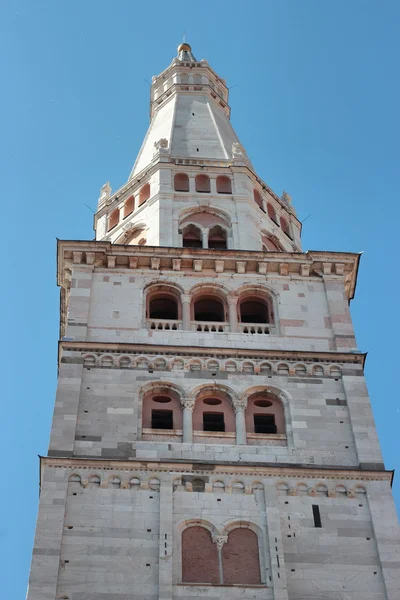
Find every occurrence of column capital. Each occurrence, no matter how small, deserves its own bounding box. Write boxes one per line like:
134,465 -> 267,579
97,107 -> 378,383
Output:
212,534 -> 228,551
233,399 -> 247,414
181,294 -> 191,304
227,294 -> 239,306
181,398 -> 195,411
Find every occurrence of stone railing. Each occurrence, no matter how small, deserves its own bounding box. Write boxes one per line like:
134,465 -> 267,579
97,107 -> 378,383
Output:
239,323 -> 275,335
148,319 -> 182,331
193,321 -> 229,333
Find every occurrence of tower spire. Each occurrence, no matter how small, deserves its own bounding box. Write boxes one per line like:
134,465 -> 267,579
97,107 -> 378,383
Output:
177,41 -> 197,62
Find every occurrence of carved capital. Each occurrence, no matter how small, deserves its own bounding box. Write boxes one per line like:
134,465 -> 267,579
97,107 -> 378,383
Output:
212,534 -> 228,551
233,399 -> 247,414
288,487 -> 297,496
181,398 -> 195,411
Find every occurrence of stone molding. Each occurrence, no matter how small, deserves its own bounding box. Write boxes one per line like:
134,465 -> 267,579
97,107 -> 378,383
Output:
41,456 -> 392,484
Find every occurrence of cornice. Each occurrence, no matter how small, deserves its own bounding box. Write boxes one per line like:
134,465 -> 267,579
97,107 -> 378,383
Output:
57,238 -> 360,298
59,340 -> 366,367
40,456 -> 392,484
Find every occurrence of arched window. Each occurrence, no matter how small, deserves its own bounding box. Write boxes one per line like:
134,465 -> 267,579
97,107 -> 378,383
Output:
146,286 -> 181,321
174,173 -> 189,192
182,224 -> 202,248
208,225 -> 227,249
216,176 -> 232,194
123,196 -> 134,218
142,388 -> 182,434
195,174 -> 210,193
280,216 -> 292,238
194,297 -> 225,322
245,391 -> 285,435
262,234 -> 282,251
182,527 -> 219,583
253,189 -> 264,211
267,203 -> 278,223
108,208 -> 120,231
193,391 -> 235,435
139,183 -> 150,206
239,297 -> 270,324
222,529 -> 261,584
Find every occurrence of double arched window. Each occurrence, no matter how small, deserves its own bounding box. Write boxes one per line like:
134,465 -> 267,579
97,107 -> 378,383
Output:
180,210 -> 230,250
182,525 -> 262,585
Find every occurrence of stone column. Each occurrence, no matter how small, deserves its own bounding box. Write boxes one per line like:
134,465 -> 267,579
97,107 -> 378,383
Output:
228,296 -> 239,333
202,230 -> 208,249
212,534 -> 228,584
181,399 -> 195,443
181,294 -> 191,330
234,401 -> 247,445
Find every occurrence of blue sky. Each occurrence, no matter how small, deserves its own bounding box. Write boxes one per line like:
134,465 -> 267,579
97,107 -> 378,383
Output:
1,1 -> 400,597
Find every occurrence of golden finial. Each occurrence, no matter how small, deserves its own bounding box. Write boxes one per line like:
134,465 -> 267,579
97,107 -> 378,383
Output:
178,42 -> 192,53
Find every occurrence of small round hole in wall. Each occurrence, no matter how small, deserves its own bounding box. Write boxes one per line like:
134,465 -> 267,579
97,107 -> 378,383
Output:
254,399 -> 273,407
203,398 -> 222,405
153,396 -> 171,404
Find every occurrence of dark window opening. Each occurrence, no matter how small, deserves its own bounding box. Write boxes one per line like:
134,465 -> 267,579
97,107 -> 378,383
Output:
312,505 -> 322,528
208,226 -> 227,250
254,414 -> 277,434
203,412 -> 225,432
240,301 -> 269,324
194,299 -> 224,322
182,224 -> 202,248
151,409 -> 173,430
149,298 -> 178,320
192,478 -> 206,492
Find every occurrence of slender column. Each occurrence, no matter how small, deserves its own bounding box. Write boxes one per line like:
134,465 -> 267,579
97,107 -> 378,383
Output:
227,295 -> 239,333
212,534 -> 228,584
158,478 -> 173,600
202,230 -> 208,249
181,294 -> 191,330
181,399 -> 195,443
234,401 -> 247,445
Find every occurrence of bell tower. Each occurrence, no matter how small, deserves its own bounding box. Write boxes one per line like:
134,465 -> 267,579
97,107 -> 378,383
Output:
27,43 -> 399,600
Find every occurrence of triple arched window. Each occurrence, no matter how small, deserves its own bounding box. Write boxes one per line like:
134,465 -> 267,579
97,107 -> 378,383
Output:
173,173 -> 233,194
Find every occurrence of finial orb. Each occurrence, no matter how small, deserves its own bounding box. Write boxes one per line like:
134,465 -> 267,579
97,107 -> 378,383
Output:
178,42 -> 191,53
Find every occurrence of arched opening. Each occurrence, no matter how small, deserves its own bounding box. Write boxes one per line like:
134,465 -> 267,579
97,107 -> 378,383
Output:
123,196 -> 135,218
174,173 -> 189,192
194,297 -> 224,322
182,224 -> 202,248
195,174 -> 210,193
139,183 -> 150,206
182,526 -> 219,583
149,297 -> 178,320
253,189 -> 264,211
262,234 -> 282,251
245,391 -> 285,435
222,528 -> 261,584
108,208 -> 120,231
208,225 -> 227,249
267,203 -> 278,223
280,216 -> 292,238
240,298 -> 270,324
122,227 -> 146,245
193,390 -> 235,435
142,388 -> 183,435
216,176 -> 232,194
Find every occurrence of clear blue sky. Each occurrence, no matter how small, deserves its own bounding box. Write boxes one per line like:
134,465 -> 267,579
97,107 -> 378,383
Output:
1,1 -> 399,598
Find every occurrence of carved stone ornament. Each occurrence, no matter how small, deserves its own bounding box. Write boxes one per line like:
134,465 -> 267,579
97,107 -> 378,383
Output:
281,190 -> 292,205
181,399 -> 195,411
232,142 -> 246,158
328,489 -> 336,498
81,479 -> 88,488
121,481 -> 129,489
99,181 -> 111,202
347,489 -> 356,499
212,534 -> 228,551
233,400 -> 247,414
308,487 -> 317,497
288,487 -> 297,496
153,138 -> 169,154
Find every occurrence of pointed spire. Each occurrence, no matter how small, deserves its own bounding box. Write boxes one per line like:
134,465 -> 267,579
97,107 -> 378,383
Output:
177,42 -> 197,62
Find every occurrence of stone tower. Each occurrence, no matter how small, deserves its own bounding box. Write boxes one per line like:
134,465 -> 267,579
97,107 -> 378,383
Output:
27,43 -> 399,600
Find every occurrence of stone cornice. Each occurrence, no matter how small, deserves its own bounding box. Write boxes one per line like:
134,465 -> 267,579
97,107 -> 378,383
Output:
58,340 -> 366,368
40,456 -> 393,484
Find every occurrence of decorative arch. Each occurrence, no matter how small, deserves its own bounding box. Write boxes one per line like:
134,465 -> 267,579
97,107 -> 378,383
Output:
178,205 -> 232,228
144,280 -> 184,322
108,207 -> 120,231
240,385 -> 294,448
261,232 -> 283,252
191,383 -> 238,439
253,189 -> 264,211
174,172 -> 189,192
115,223 -> 148,245
139,381 -> 185,440
139,182 -> 150,206
220,521 -> 264,585
123,195 -> 135,218
189,282 -> 230,324
195,174 -> 211,193
216,175 -> 232,194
